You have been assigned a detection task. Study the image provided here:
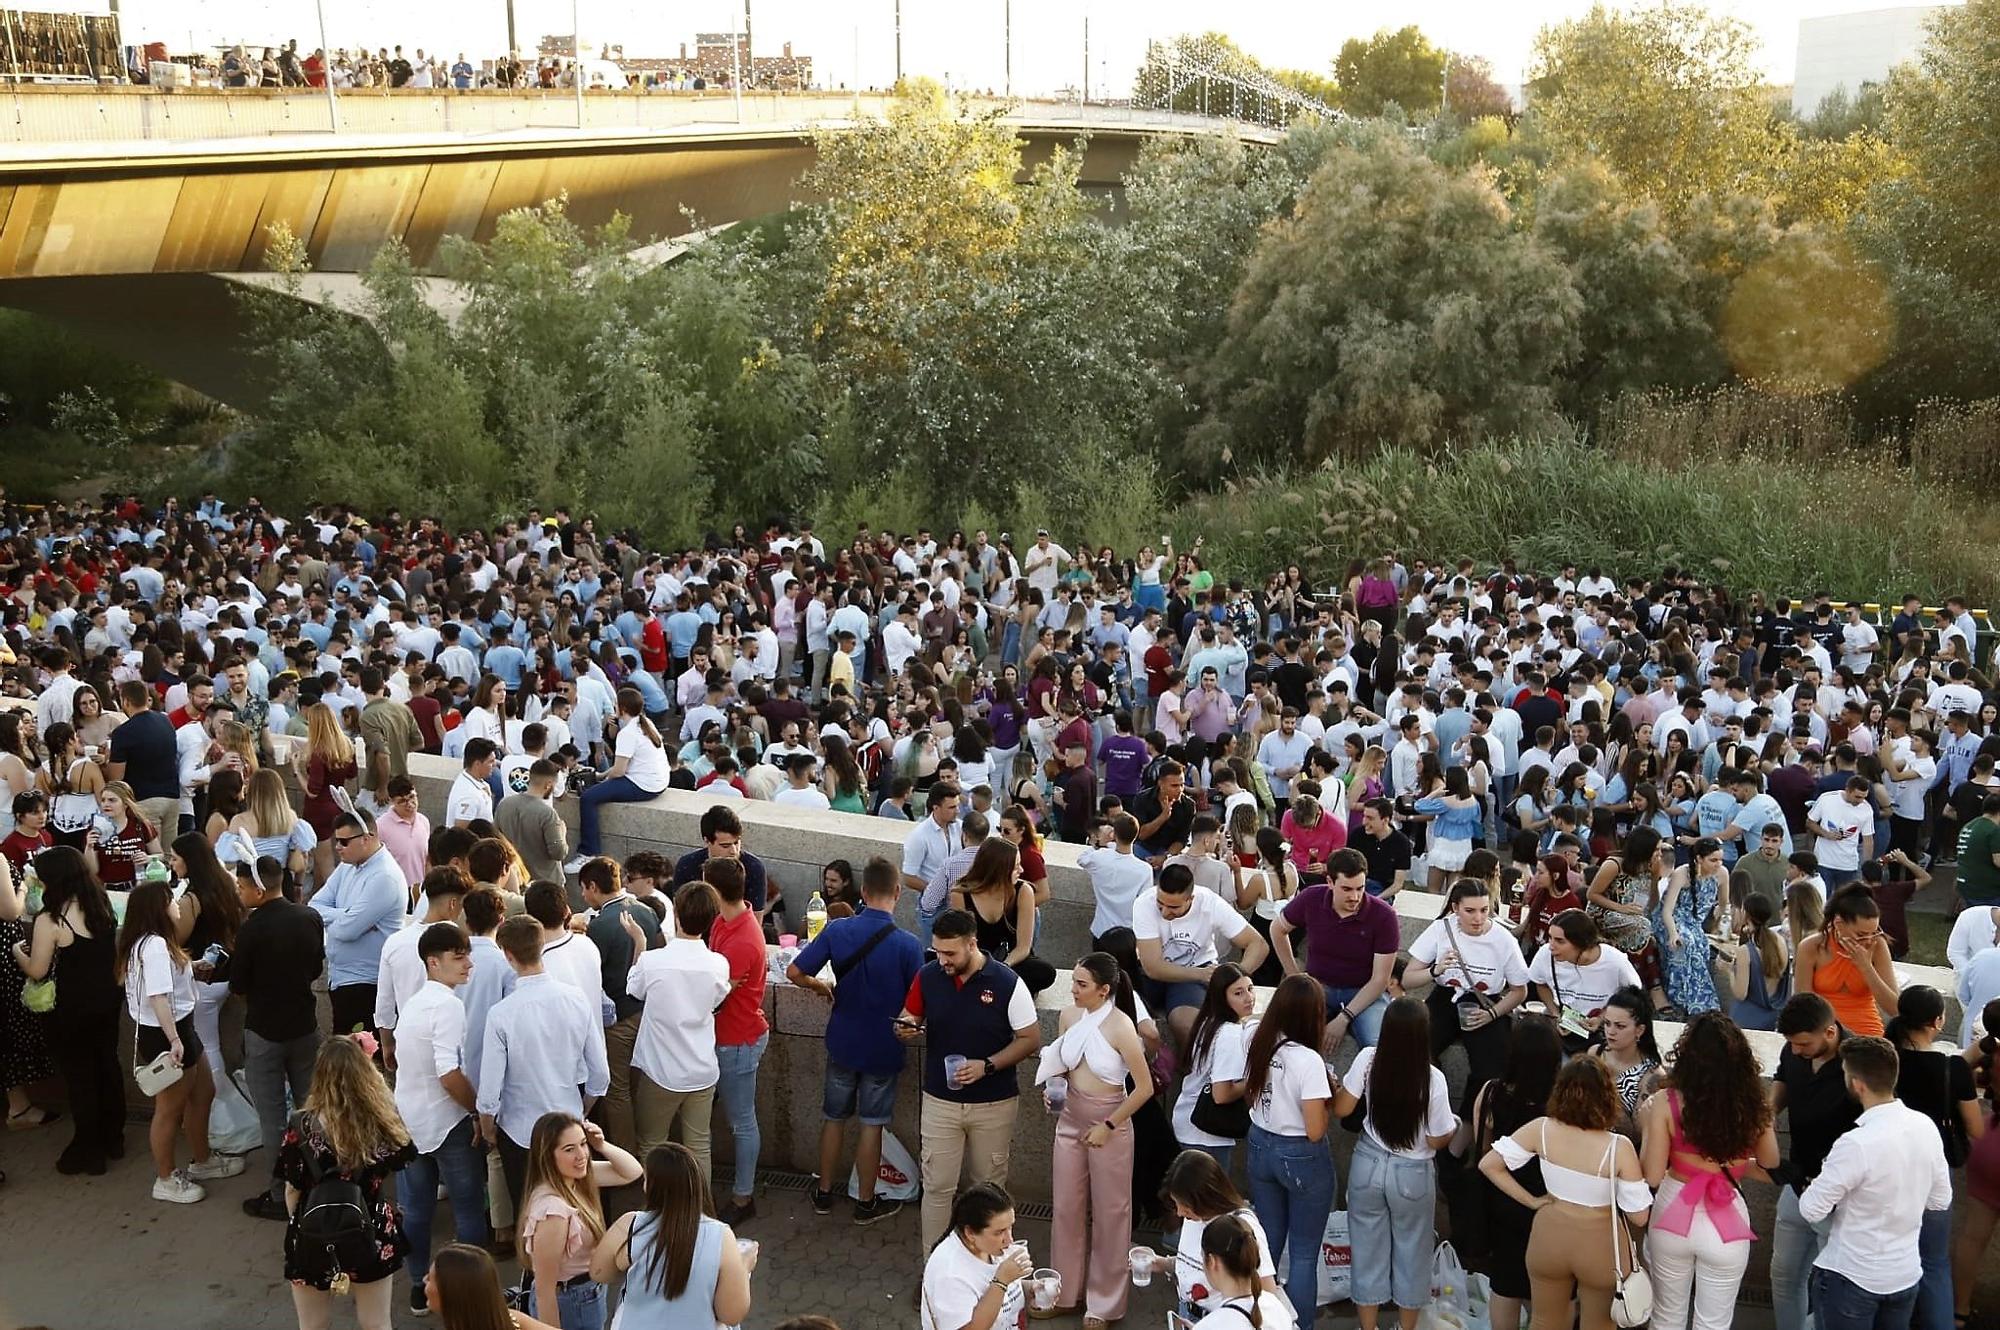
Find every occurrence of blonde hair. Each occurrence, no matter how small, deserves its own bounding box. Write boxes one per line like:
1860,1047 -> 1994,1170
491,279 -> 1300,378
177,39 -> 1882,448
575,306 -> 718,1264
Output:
305,703 -> 354,768
99,779 -> 143,827
217,719 -> 260,776
1226,802 -> 1260,854
303,1037 -> 411,1170
246,768 -> 296,839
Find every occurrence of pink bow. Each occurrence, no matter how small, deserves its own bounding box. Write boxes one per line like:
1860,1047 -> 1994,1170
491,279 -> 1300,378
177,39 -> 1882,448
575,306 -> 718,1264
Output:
1657,1171 -> 1755,1243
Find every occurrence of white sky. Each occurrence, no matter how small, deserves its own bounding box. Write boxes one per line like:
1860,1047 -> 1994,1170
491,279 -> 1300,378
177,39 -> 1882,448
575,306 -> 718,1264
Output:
99,0 -> 1893,96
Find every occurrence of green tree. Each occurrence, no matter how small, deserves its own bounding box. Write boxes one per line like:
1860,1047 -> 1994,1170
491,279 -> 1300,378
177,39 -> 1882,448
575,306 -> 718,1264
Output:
1529,2 -> 1775,218
1335,26 -> 1447,119
1444,54 -> 1513,122
1800,82 -> 1887,140
1193,123 -> 1581,471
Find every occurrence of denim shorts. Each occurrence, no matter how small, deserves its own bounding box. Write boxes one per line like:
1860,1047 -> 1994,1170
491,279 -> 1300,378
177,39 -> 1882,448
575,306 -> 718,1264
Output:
824,1060 -> 898,1126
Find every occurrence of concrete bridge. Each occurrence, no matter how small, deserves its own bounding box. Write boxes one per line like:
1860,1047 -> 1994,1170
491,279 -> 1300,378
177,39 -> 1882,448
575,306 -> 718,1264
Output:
0,87 -> 1273,402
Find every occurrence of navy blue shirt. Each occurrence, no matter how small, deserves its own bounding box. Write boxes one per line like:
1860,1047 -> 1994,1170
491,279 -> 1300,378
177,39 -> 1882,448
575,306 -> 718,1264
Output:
791,906 -> 923,1077
909,956 -> 1033,1104
108,709 -> 180,802
671,848 -> 768,911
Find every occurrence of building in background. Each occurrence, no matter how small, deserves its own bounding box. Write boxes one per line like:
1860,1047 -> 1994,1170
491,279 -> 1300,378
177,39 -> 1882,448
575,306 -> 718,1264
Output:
1791,3 -> 1958,114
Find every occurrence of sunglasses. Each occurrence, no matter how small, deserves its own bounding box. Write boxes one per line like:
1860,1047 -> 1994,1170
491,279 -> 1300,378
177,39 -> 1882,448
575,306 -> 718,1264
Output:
332,835 -> 364,848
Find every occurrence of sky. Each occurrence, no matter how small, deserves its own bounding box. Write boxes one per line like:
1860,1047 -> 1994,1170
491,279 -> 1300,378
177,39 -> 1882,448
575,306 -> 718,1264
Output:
98,0 -> 1892,96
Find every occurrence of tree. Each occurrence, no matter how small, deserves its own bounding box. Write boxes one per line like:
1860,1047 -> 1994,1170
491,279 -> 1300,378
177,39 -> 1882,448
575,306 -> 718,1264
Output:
1444,54 -> 1513,122
1334,26 -> 1447,119
1799,82 -> 1887,140
1530,161 -> 1722,412
1718,229 -> 1895,395
1529,2 -> 1775,218
1193,123 -> 1581,471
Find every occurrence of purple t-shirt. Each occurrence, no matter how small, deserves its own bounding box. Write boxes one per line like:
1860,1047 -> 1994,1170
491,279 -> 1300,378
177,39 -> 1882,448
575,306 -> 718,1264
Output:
1281,886 -> 1401,988
1098,734 -> 1150,800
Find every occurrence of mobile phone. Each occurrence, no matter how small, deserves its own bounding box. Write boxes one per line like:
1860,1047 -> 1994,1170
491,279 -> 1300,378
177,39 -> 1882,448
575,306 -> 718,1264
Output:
894,1016 -> 922,1030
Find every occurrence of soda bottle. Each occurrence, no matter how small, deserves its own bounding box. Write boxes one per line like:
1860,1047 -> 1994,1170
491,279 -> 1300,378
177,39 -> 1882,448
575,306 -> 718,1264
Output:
805,890 -> 828,941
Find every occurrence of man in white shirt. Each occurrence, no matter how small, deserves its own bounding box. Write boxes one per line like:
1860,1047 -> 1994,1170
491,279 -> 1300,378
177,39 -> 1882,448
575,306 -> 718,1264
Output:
1078,814 -> 1155,943
624,879 -> 731,1182
1132,865 -> 1269,1042
902,784 -> 965,934
524,881 -> 607,1030
393,922 -> 489,1310
448,740 -> 500,827
773,753 -> 832,810
882,604 -> 923,677
373,869 -> 469,1066
1806,778 -> 1876,889
1022,530 -> 1070,597
1798,1036 -> 1951,1329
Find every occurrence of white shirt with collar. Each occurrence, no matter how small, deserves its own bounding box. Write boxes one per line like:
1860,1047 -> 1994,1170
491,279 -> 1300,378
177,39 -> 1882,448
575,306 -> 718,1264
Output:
394,979 -> 472,1152
475,972 -> 610,1148
372,919 -> 432,1031
1799,1098 -> 1952,1295
447,770 -> 494,826
538,929 -> 607,1023
626,936 -> 732,1092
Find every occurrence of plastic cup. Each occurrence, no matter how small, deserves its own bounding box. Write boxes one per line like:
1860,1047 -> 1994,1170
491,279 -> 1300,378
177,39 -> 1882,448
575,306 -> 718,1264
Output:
1044,1076 -> 1068,1113
1129,1246 -> 1155,1286
943,1053 -> 969,1085
1030,1269 -> 1061,1311
778,933 -> 799,948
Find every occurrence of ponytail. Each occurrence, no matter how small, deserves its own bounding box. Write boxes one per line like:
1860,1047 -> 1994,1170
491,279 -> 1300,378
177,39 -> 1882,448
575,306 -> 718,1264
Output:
616,686 -> 662,747
1887,984 -> 1945,1049
1079,950 -> 1135,1024
1199,1213 -> 1265,1328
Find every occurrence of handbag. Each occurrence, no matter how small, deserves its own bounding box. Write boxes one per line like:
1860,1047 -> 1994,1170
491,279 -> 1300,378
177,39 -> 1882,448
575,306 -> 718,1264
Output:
135,1046 -> 185,1097
1602,1136 -> 1653,1328
19,918 -> 58,1013
1192,1083 -> 1250,1139
1441,916 -> 1498,1030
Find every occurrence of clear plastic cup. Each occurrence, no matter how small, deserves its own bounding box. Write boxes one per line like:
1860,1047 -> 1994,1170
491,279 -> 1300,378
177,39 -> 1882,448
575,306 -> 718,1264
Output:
1029,1269 -> 1061,1310
1129,1245 -> 1155,1286
943,1053 -> 969,1085
1044,1076 -> 1068,1113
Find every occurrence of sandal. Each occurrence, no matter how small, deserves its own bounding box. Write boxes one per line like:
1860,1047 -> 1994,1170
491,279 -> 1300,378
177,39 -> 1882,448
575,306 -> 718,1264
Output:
6,1106 -> 58,1131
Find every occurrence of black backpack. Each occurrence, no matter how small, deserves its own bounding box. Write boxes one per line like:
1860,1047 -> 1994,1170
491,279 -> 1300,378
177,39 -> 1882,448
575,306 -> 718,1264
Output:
293,1115 -> 373,1272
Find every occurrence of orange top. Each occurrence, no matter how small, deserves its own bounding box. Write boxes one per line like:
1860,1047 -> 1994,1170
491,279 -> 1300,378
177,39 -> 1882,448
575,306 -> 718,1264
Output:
1811,939 -> 1885,1037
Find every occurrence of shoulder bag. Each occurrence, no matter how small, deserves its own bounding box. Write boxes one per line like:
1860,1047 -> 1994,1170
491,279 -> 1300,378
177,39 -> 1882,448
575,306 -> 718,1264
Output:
1602,1135 -> 1653,1328
1441,916 -> 1498,1031
18,917 -> 61,1013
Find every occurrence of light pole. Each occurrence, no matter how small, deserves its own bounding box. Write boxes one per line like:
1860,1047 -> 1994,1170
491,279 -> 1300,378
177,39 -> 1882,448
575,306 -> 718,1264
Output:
893,0 -> 902,85
1004,0 -> 1011,98
729,4 -> 742,121
572,0 -> 584,128
1082,14 -> 1090,102
505,0 -> 518,64
315,0 -> 338,130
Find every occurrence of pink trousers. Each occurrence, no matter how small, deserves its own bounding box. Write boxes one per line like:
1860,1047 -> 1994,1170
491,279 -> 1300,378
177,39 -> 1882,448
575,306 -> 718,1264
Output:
1050,1085 -> 1136,1321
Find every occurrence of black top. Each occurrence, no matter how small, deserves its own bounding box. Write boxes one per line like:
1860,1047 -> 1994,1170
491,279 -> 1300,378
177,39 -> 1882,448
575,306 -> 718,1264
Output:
1355,826 -> 1414,890
107,710 -> 179,801
1895,1045 -> 1976,1160
671,848 -> 769,910
1773,1029 -> 1864,1192
1133,788 -> 1195,857
225,897 -> 326,1042
589,895 -> 664,1020
279,1111 -> 415,1288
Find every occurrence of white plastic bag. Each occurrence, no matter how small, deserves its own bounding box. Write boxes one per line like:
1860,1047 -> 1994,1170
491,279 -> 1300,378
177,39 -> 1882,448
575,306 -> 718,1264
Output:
847,1128 -> 921,1202
1463,1270 -> 1494,1330
1418,1241 -> 1471,1330
209,1068 -> 263,1155
1315,1209 -> 1351,1306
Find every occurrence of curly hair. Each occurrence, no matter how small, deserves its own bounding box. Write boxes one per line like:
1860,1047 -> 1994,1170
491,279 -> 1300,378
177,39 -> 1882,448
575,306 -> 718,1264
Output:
1664,1012 -> 1771,1164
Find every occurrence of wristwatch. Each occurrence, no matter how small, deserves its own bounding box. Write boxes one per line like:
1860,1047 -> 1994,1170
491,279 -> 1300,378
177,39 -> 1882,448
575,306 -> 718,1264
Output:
984,1058 -> 998,1078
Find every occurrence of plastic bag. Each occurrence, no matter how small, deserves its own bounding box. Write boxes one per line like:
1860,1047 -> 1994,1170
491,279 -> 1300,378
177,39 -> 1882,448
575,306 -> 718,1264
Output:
209,1068 -> 264,1155
1315,1209 -> 1351,1306
847,1128 -> 921,1202
1417,1242 -> 1472,1330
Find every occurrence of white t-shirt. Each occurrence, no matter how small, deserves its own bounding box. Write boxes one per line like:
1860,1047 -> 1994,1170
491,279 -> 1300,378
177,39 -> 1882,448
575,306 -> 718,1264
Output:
774,786 -> 832,811
1193,1292 -> 1298,1330
1346,1047 -> 1459,1159
615,719 -> 671,793
1526,946 -> 1641,1019
921,1232 -> 1026,1330
126,933 -> 197,1026
1175,1207 -> 1276,1312
1173,1020 -> 1251,1149
1409,918 -> 1528,1000
1809,791 -> 1873,871
447,770 -> 494,826
1249,1038 -> 1332,1137
1133,886 -> 1242,970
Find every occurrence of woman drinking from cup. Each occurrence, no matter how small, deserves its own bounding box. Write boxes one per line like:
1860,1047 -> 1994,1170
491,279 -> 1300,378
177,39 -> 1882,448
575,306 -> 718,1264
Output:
921,1182 -> 1033,1330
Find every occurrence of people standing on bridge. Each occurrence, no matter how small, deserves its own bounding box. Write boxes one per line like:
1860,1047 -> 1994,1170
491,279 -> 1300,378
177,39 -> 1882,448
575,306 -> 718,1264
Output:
625,879 -> 728,1185
309,809 -> 409,1039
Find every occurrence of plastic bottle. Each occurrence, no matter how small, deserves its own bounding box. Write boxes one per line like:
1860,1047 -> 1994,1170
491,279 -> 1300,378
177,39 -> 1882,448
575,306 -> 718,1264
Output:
141,855 -> 171,887
805,890 -> 828,941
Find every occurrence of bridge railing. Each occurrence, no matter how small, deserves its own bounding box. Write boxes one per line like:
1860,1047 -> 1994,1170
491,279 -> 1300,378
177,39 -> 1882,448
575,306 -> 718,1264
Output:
0,86 -> 1281,152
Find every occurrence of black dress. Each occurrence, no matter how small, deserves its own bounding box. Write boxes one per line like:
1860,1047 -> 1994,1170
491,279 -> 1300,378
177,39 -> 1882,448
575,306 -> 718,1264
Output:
0,918 -> 55,1094
954,885 -> 1056,994
1475,1083 -> 1547,1300
278,1111 -> 417,1288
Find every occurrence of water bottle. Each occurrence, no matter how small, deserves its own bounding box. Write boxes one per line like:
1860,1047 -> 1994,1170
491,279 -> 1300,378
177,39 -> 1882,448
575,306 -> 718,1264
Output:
805,890 -> 828,941
21,860 -> 43,915
141,855 -> 171,887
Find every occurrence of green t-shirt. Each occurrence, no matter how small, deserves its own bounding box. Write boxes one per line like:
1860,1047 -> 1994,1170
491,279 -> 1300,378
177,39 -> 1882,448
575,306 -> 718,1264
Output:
1960,817 -> 2000,903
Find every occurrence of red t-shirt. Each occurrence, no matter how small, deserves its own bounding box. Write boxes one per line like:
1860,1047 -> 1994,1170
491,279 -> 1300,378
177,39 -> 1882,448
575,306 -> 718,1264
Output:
1523,883 -> 1584,946
708,909 -> 769,1046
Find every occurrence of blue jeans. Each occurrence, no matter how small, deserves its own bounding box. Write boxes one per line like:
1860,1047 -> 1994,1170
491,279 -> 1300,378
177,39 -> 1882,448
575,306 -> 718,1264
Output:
1322,985 -> 1390,1048
716,1031 -> 769,1199
534,1278 -> 604,1330
1774,1185 -> 1831,1330
1247,1123 -> 1336,1320
1914,1206 -> 1953,1330
1813,1267 -> 1918,1330
1347,1136 -> 1435,1310
397,1116 -> 489,1286
577,775 -> 656,855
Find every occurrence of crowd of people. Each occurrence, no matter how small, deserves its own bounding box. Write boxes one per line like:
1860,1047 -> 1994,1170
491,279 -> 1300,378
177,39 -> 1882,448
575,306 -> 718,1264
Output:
2,488 -> 2000,1330
150,39 -> 798,94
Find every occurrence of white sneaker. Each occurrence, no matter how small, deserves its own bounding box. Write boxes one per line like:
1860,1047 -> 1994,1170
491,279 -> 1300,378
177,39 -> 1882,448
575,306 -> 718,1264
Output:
152,1169 -> 207,1204
187,1154 -> 246,1181
563,853 -> 590,874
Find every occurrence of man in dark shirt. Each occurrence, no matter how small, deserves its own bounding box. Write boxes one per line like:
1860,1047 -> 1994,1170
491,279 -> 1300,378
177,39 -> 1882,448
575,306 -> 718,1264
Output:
1132,760 -> 1197,865
1096,712 -> 1150,804
1053,739 -> 1098,843
106,680 -> 181,836
1770,993 -> 1863,1330
1270,638 -> 1313,714
223,854 -> 326,1220
670,804 -> 772,915
580,857 -> 663,1155
1351,799 -> 1414,898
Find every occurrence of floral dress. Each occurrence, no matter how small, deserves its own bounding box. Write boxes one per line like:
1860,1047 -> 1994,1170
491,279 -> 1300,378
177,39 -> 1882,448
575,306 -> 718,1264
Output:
278,1111 -> 416,1288
1654,870 -> 1722,1015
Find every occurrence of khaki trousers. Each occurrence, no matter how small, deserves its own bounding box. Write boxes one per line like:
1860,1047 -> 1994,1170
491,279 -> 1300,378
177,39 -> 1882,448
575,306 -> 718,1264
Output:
633,1068 -> 715,1187
918,1092 -> 1018,1250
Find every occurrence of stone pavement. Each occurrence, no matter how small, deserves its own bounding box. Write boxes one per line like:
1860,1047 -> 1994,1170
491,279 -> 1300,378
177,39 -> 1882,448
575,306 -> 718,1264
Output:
0,1132 -> 1780,1330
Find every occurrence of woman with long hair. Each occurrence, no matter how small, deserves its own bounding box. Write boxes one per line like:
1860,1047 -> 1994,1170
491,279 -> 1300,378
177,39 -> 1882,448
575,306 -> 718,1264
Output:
1243,973 -> 1335,1319
1150,1149 -> 1281,1319
1188,1213 -> 1298,1329
1334,997 -> 1459,1330
1405,879 -> 1530,1115
278,1036 -> 417,1330
1478,1057 -> 1654,1330
204,766 -> 247,844
223,766 -> 316,879
301,702 -> 357,886
1726,894 -> 1792,1031
918,1181 -> 1033,1330
87,779 -> 158,887
1595,986 -> 1664,1122
0,710 -> 38,841
1795,883 -> 1899,1038
1783,876 -> 1825,947
1586,825 -> 1672,1014
520,1110 -> 643,1329
949,838 -> 1053,994
119,876 -> 241,1201
1416,766 -> 1484,889
1172,964 -> 1258,1166
40,720 -> 104,850
1453,1013 -> 1564,1330
426,1244 -> 557,1330
572,686 -> 671,867
820,733 -> 868,814
1654,837 -> 1728,1016
1888,986 -> 1982,1330
72,682 -> 118,750
590,1140 -> 756,1327
9,844 -> 122,1170
1639,1013 -> 1780,1330
170,831 -> 245,1086
997,803 -> 1051,908
1039,952 -> 1152,1329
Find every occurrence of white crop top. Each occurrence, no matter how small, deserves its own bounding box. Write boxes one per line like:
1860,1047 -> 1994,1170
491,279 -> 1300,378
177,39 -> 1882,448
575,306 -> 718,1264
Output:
1492,1121 -> 1653,1212
1038,1002 -> 1126,1085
